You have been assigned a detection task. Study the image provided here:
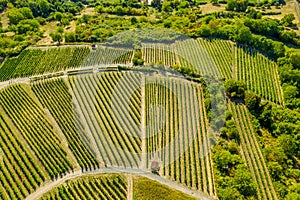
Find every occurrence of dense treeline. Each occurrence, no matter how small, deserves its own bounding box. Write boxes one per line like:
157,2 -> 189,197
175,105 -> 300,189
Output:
223,76 -> 300,199
1,0 -> 299,58
0,0 -> 85,56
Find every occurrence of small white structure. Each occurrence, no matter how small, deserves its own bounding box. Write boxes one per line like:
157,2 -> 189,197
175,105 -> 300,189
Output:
92,44 -> 98,50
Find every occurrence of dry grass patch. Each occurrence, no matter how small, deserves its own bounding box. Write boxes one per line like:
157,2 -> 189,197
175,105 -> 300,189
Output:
200,3 -> 226,14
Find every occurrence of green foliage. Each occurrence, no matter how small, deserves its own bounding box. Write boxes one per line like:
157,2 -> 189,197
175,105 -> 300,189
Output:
214,149 -> 243,172
162,1 -> 173,12
281,14 -> 295,27
54,12 -> 63,22
50,27 -> 64,44
225,79 -> 246,98
289,51 -> 300,69
283,84 -> 298,101
244,91 -> 261,114
17,19 -> 40,34
32,79 -> 99,170
133,50 -> 144,66
0,47 -> 90,80
233,164 -> 257,197
267,161 -> 282,180
218,187 -> 243,200
64,32 -> 77,42
221,120 -> 240,142
226,0 -> 249,12
235,25 -> 252,44
50,32 -> 63,44
211,0 -> 219,4
7,7 -> 34,25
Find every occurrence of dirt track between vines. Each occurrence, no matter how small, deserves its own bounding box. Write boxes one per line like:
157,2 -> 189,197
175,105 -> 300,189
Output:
26,167 -> 214,200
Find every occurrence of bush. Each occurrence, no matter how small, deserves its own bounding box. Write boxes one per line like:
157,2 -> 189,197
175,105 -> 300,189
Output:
225,79 -> 246,98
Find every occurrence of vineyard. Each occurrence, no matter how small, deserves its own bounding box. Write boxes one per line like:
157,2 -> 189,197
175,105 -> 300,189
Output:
142,43 -> 179,67
141,39 -> 284,104
39,174 -> 127,200
82,46 -> 133,67
0,112 -> 47,200
69,72 -> 142,168
0,47 -> 90,81
0,37 -> 286,199
0,45 -> 136,81
145,76 -> 216,197
228,101 -> 278,200
0,39 -> 285,105
234,46 -> 284,104
0,84 -> 74,178
197,39 -> 233,79
31,79 -> 100,170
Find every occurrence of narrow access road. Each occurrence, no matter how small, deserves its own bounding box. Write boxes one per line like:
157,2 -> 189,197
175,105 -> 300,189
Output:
26,167 -> 215,200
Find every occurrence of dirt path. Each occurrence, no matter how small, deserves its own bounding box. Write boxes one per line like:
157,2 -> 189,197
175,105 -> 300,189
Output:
127,175 -> 133,200
26,167 -> 214,200
140,75 -> 147,170
295,0 -> 300,26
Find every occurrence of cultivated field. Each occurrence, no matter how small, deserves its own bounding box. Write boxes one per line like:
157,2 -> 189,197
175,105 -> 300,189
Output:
228,101 -> 278,200
0,37 -> 284,199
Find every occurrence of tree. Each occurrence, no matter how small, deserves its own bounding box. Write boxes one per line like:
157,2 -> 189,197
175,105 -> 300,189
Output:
29,0 -> 51,18
65,32 -> 77,42
226,0 -> 237,11
278,134 -> 296,157
133,50 -> 144,66
131,17 -> 138,24
17,19 -> 40,34
281,14 -> 295,27
198,24 -> 212,37
211,0 -> 219,5
50,27 -> 64,45
95,5 -> 104,13
236,0 -> 248,12
267,161 -> 282,180
54,12 -> 63,22
226,0 -> 248,12
233,164 -> 257,197
285,193 -> 300,200
178,1 -> 190,9
273,42 -> 285,58
162,1 -> 172,12
213,149 -> 242,172
225,79 -> 246,98
235,25 -> 252,44
7,7 -> 33,25
115,6 -> 124,15
289,51 -> 300,69
218,187 -> 243,200
50,32 -> 63,44
152,0 -> 162,8
283,84 -> 298,100
245,91 -> 261,114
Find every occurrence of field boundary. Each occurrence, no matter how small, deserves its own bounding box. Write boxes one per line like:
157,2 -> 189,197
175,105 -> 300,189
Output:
26,168 -> 215,200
